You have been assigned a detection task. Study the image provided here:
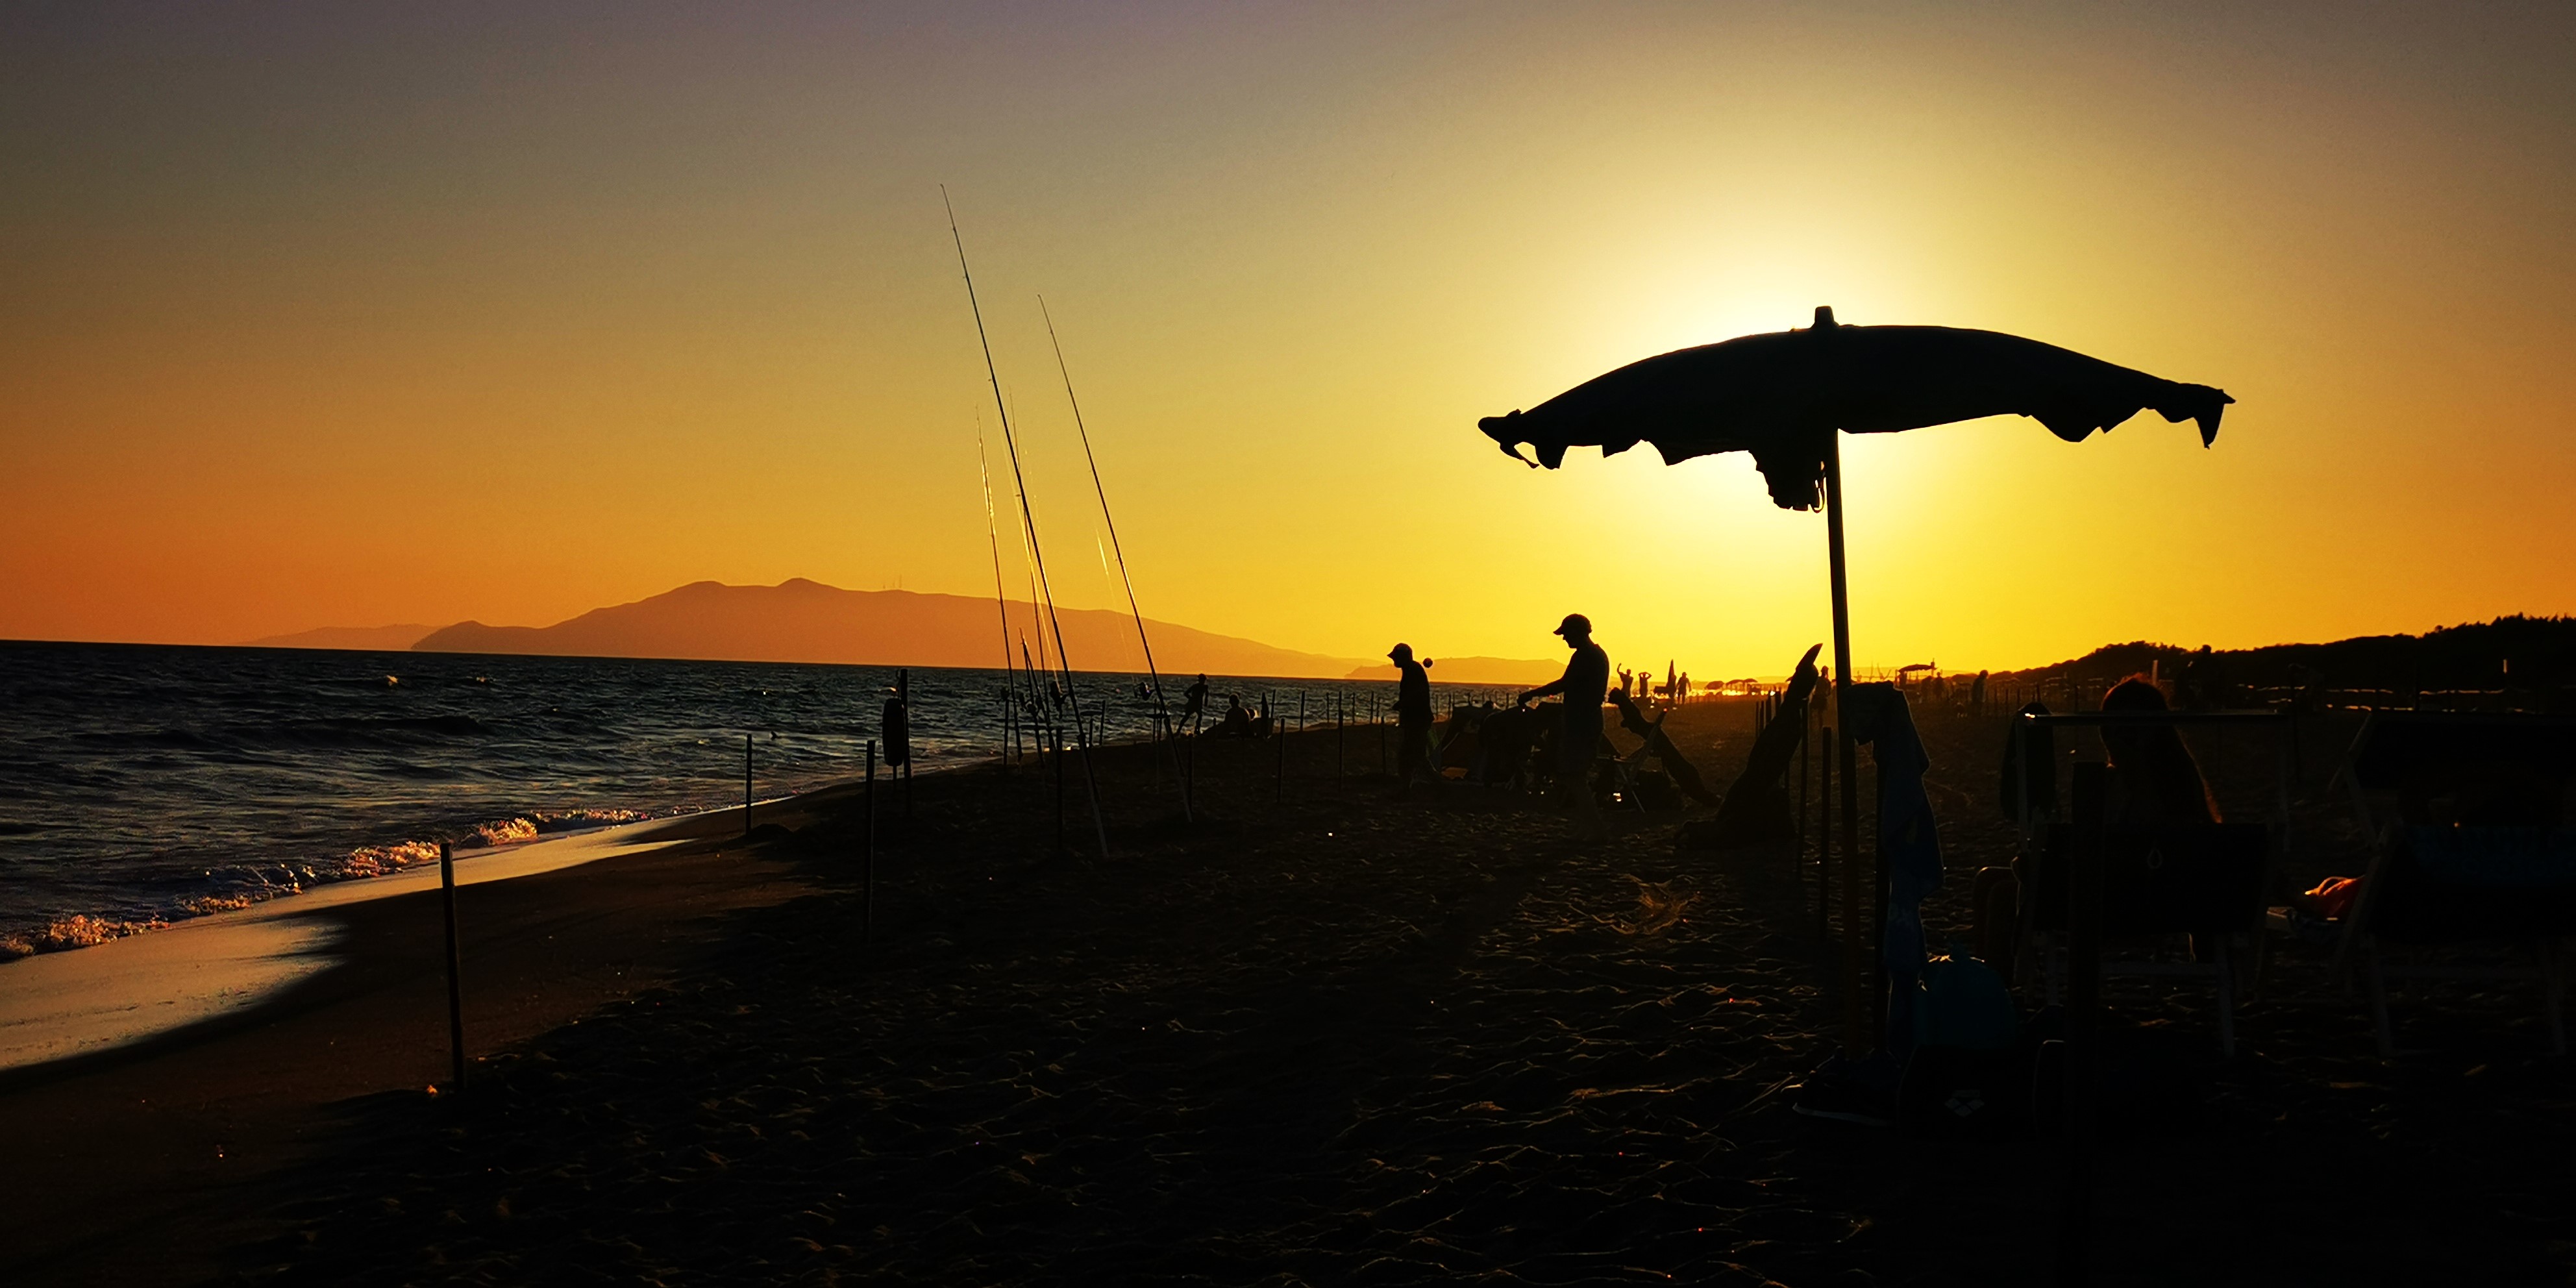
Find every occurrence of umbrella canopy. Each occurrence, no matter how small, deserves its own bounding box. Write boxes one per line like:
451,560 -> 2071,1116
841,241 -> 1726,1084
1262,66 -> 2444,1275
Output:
1480,306 -> 2232,510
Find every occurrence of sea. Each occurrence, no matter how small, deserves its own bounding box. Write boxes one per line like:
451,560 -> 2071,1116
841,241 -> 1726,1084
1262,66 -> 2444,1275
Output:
0,640 -> 1517,955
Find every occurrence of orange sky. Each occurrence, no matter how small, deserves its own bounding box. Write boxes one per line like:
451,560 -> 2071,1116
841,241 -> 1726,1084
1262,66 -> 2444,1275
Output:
5,3 -> 2572,678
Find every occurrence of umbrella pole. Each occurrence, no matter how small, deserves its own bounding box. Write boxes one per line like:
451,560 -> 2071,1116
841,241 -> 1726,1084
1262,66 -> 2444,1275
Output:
1825,432 -> 1869,1059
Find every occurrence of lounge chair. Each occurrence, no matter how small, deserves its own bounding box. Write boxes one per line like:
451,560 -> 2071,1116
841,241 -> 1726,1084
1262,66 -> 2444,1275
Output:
1601,713 -> 1666,813
2324,712 -> 2576,1056
2010,709 -> 2295,1056
2024,821 -> 2272,1055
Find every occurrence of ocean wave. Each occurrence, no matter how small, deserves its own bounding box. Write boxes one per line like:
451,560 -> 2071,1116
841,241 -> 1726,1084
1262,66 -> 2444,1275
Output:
6,643 -> 1321,963
475,818 -> 538,846
531,808 -> 647,833
0,808 -> 674,959
0,913 -> 167,959
335,839 -> 445,879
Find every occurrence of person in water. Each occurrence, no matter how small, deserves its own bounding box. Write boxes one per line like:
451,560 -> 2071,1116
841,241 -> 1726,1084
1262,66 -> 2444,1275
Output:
1181,674 -> 1209,732
1389,643 -> 1435,795
1518,613 -> 1610,841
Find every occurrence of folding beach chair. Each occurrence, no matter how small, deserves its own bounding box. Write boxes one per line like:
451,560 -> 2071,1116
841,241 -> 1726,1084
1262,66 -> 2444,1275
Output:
1600,711 -> 1667,813
2010,709 -> 2295,1056
2326,712 -> 2576,1056
2024,821 -> 2272,1055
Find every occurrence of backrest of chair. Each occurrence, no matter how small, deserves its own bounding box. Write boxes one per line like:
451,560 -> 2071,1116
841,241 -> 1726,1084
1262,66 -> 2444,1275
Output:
2373,824 -> 2576,943
2345,713 -> 2576,827
2030,823 -> 2271,936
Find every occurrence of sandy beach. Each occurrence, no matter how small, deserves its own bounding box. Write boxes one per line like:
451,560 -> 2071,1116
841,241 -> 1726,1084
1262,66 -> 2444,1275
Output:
6,701 -> 2571,1286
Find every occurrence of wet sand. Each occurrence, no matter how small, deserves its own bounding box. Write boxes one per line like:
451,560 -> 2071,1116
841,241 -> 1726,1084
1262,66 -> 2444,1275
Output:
0,800 -> 826,1286
10,702 -> 2573,1285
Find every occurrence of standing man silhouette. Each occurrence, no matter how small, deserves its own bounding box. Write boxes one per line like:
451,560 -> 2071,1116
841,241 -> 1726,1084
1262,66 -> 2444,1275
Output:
1182,673 -> 1209,733
1388,643 -> 1436,796
1518,613 -> 1610,842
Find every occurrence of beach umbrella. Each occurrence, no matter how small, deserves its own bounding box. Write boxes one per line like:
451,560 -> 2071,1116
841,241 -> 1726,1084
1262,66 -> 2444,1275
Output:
1478,306 -> 2231,1055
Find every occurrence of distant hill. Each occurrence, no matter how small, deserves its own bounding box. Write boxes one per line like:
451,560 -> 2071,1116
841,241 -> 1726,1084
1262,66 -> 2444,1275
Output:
242,624 -> 438,651
1343,655 -> 1563,686
411,579 -> 1370,678
1993,615 -> 2576,694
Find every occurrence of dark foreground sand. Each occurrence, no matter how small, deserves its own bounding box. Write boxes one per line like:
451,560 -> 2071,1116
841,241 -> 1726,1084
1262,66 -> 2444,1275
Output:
9,701 -> 2573,1285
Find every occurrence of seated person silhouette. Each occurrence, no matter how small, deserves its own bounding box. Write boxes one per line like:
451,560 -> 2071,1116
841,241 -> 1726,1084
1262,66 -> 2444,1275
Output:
1209,695 -> 1257,737
2100,676 -> 2222,827
1974,676 -> 2222,965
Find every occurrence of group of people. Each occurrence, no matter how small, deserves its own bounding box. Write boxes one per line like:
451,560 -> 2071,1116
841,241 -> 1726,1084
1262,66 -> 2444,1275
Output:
1381,612 -> 1615,841
1144,612 -> 1632,844
1613,665 -> 1692,707
1174,673 -> 1270,739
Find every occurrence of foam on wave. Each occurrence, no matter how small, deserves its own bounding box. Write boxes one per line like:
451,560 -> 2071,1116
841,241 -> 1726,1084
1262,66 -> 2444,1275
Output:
1,808 -> 667,960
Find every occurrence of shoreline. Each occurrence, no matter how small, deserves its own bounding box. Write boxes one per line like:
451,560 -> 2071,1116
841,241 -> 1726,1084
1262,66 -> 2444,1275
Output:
0,641 -> 1535,964
0,781 -> 837,1285
0,808 -> 760,1074
0,664 -> 1537,963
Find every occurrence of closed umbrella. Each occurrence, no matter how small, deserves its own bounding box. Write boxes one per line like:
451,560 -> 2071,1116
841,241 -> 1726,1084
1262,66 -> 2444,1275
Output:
1479,305 -> 2230,1055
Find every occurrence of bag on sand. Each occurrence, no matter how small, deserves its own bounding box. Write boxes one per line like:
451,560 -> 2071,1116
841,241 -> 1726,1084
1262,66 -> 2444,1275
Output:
1896,953 -> 2027,1140
1898,1043 -> 2034,1141
1914,952 -> 2019,1051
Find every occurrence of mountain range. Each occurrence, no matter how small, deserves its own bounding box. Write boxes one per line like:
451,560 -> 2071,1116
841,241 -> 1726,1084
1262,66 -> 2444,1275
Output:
243,580 -> 1567,682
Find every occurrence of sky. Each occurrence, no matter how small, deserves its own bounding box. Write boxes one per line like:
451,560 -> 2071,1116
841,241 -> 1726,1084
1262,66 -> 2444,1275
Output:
5,1 -> 2572,678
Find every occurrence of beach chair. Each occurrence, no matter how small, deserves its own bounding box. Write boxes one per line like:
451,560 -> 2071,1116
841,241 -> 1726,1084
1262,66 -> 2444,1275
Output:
2325,713 -> 2576,1056
1601,711 -> 1668,813
2010,710 -> 2295,1057
2024,822 -> 2273,1055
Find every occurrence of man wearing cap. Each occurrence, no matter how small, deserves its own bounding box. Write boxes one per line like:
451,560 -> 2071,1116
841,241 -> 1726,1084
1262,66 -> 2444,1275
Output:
1389,643 -> 1435,795
1518,613 -> 1611,841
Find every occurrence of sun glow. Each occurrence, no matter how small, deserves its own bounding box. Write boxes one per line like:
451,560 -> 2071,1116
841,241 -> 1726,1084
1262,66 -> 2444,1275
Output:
2,5 -> 2570,676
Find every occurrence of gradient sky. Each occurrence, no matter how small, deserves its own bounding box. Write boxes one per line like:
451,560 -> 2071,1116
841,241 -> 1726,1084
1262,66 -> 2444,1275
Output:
5,2 -> 2571,676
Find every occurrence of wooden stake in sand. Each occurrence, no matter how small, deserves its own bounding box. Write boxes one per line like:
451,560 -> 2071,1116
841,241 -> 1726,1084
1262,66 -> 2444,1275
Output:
1272,690 -> 1285,804
438,841 -> 467,1094
864,739 -> 876,945
1053,701 -> 1068,858
745,734 -> 754,838
1801,704 -> 1815,934
1336,691 -> 1345,782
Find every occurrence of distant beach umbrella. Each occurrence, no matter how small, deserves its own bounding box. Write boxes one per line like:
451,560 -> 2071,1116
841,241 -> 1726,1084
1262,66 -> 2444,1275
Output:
1478,306 -> 2231,1056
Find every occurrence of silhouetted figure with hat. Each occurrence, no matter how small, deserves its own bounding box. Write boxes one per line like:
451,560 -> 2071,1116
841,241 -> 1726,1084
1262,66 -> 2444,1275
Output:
1388,643 -> 1437,796
1518,613 -> 1611,842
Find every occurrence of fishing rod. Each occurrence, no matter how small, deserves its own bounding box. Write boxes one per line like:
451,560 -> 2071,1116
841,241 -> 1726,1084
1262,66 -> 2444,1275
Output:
1004,390 -> 1051,687
943,186 -> 1111,861
1039,295 -> 1191,821
974,419 -> 1021,763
